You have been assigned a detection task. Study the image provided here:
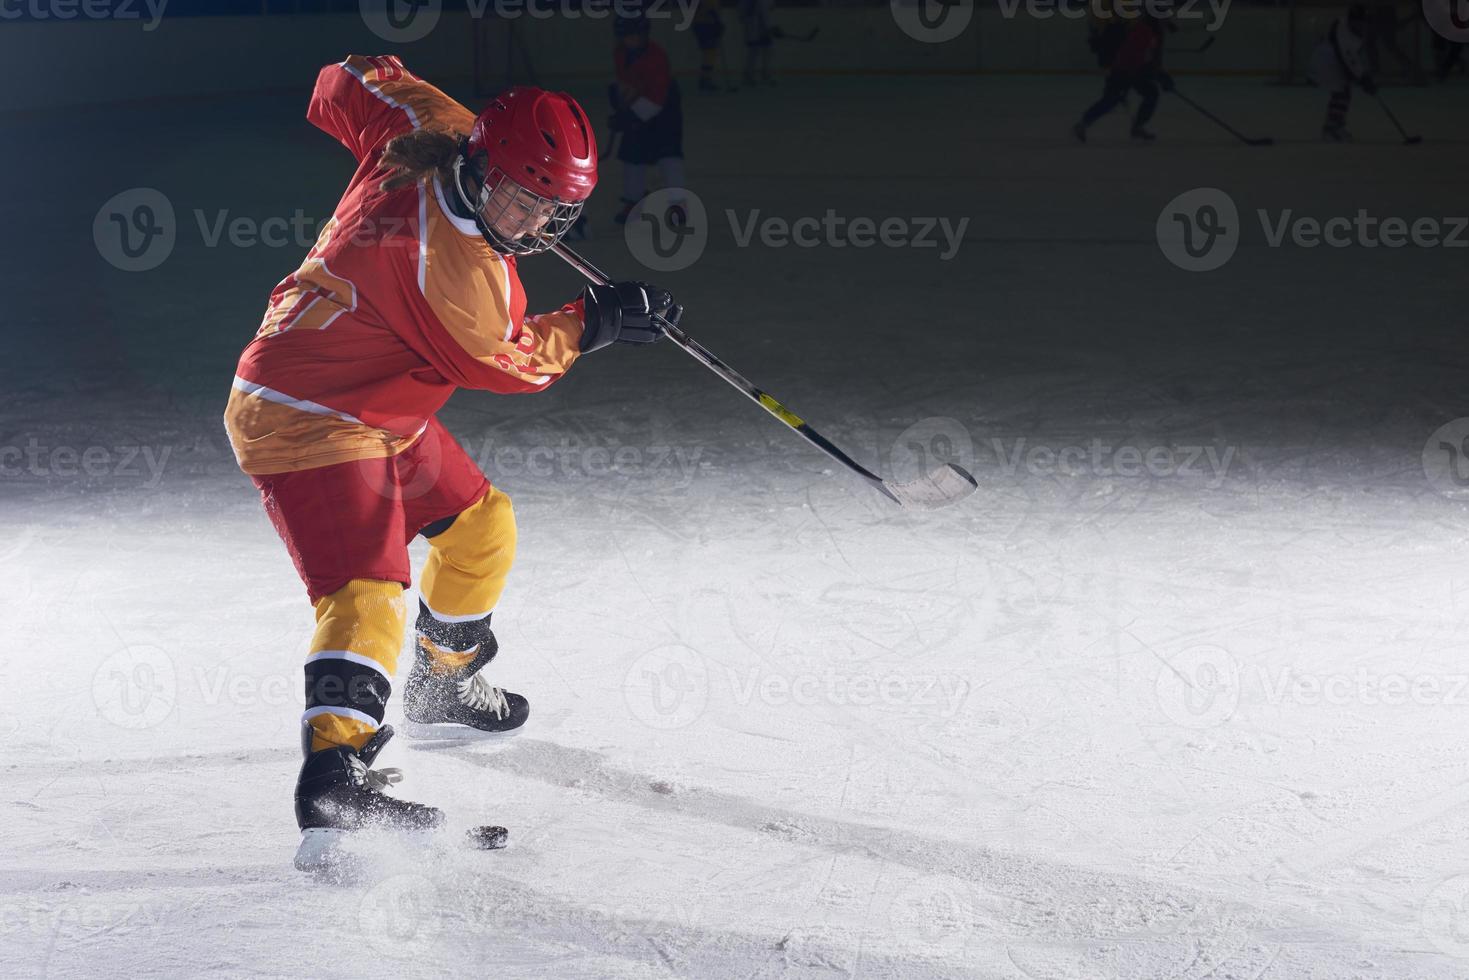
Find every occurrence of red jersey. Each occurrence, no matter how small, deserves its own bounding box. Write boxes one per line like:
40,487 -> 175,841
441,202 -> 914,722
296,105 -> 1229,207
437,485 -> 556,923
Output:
225,55 -> 586,476
1112,22 -> 1162,74
615,42 -> 672,112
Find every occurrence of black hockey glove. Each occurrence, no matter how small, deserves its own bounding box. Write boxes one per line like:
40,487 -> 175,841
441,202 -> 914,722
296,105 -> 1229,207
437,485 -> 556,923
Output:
1360,75 -> 1378,95
1157,71 -> 1176,92
580,281 -> 681,352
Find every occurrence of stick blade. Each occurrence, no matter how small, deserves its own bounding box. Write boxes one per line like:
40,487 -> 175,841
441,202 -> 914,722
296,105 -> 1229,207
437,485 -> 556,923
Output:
885,463 -> 978,510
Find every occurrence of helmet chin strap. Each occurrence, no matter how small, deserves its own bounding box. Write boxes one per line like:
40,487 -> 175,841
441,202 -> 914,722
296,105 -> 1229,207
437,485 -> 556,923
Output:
450,142 -> 505,252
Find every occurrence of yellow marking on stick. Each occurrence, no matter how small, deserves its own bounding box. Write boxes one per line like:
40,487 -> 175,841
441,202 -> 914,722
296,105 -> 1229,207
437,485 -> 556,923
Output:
758,394 -> 805,429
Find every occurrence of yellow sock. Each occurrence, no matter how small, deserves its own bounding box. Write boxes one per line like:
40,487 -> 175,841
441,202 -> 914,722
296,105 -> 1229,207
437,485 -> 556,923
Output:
419,487 -> 517,623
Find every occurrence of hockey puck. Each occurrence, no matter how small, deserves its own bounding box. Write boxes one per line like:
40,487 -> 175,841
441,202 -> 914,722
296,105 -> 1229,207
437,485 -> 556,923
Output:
467,825 -> 509,850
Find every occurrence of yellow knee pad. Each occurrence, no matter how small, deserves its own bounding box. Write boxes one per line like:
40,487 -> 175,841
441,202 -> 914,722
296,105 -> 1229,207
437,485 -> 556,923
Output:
304,579 -> 406,752
420,487 -> 517,622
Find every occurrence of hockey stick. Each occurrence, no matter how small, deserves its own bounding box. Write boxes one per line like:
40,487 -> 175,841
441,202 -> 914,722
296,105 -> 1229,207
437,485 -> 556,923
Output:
1168,35 -> 1217,54
718,34 -> 739,91
1170,88 -> 1274,146
1374,94 -> 1423,144
599,128 -> 621,163
550,241 -> 978,509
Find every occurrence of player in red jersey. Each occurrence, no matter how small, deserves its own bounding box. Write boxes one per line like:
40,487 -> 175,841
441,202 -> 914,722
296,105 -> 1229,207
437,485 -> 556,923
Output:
223,55 -> 681,864
1073,14 -> 1176,143
609,15 -> 687,226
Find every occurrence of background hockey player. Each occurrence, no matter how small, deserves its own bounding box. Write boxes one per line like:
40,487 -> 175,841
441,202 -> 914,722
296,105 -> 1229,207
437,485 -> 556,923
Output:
223,55 -> 680,862
609,15 -> 687,226
1073,13 -> 1176,143
692,0 -> 730,93
739,0 -> 776,86
1309,3 -> 1377,141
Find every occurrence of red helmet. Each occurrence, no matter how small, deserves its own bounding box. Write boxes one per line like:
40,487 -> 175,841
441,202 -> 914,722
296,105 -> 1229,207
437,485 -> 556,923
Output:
455,86 -> 598,255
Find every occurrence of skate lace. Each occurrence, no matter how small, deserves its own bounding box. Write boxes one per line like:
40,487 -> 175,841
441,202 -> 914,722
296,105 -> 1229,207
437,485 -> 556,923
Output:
347,753 -> 403,792
457,672 -> 509,720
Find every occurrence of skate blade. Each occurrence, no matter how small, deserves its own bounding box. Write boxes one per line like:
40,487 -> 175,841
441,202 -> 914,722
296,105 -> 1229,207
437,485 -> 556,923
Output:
400,720 -> 525,742
294,827 -> 355,875
293,826 -> 440,878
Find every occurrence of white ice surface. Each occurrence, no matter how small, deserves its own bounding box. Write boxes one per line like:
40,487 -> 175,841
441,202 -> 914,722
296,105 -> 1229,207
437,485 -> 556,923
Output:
3,75 -> 1469,978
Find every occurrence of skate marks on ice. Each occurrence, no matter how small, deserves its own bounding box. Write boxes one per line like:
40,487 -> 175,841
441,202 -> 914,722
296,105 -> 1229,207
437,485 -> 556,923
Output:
429,738 -> 1358,976
328,856 -> 983,980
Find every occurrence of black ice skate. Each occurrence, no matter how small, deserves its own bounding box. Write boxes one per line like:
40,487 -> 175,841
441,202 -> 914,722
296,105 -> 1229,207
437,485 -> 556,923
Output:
402,601 -> 530,740
293,724 -> 444,872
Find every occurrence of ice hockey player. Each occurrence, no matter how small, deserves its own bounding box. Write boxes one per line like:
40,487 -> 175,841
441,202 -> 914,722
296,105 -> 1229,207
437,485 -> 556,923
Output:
1309,3 -> 1377,141
1073,13 -> 1176,143
692,0 -> 729,93
609,15 -> 687,226
739,0 -> 776,86
222,55 -> 680,864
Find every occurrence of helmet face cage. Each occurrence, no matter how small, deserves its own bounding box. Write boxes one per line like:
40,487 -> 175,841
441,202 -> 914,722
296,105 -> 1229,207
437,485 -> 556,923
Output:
454,155 -> 584,256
